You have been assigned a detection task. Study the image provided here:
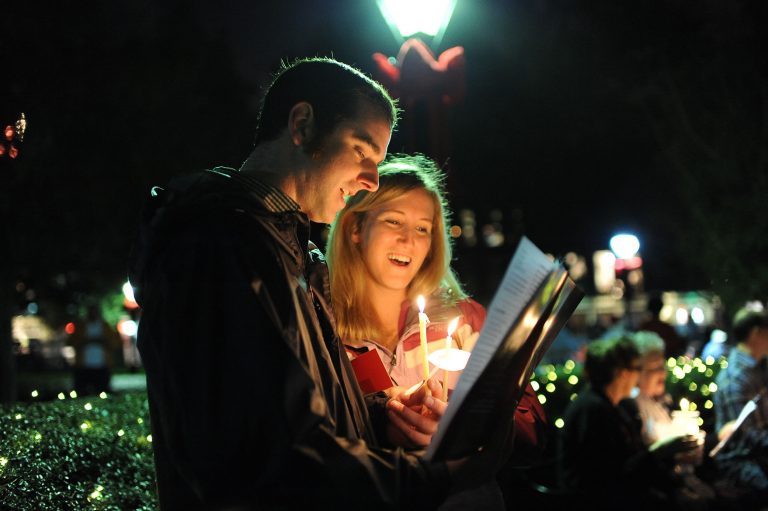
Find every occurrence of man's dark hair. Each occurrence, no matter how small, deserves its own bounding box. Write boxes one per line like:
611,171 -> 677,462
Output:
254,57 -> 399,148
584,337 -> 639,390
732,307 -> 768,343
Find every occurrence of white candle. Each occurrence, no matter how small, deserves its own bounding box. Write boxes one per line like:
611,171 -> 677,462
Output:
417,295 -> 429,380
442,317 -> 460,401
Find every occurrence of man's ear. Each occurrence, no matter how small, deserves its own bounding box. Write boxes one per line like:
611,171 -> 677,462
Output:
288,102 -> 315,147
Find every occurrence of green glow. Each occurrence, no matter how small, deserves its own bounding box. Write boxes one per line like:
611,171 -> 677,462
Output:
377,0 -> 456,37
14,413 -> 22,420
554,418 -> 565,429
57,392 -> 66,400
69,390 -> 78,399
704,400 -> 713,409
689,382 -> 698,391
547,371 -> 557,381
84,403 -> 93,411
545,383 -> 556,393
537,394 -> 547,405
99,392 -> 108,399
568,375 -> 579,385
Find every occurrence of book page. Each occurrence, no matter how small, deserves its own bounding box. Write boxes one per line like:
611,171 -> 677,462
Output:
426,237 -> 557,458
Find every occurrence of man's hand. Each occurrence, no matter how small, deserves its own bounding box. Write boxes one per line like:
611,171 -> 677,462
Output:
386,378 -> 447,448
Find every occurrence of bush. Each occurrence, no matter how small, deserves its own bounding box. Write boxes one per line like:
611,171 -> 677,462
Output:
0,391 -> 157,510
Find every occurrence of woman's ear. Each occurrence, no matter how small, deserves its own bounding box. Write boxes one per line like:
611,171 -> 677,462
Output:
288,102 -> 315,147
351,223 -> 361,244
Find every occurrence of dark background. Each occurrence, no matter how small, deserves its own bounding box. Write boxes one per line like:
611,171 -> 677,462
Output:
2,0 -> 767,314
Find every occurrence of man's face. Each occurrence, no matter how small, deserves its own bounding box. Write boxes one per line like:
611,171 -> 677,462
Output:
301,107 -> 391,224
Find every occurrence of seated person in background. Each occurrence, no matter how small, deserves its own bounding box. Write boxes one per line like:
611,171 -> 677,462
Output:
626,331 -> 716,506
713,305 -> 768,507
558,336 -> 700,510
327,155 -> 546,509
638,292 -> 687,359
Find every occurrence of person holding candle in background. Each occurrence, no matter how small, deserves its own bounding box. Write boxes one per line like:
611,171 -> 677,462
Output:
624,331 -> 717,507
558,336 -> 702,510
327,154 -> 547,508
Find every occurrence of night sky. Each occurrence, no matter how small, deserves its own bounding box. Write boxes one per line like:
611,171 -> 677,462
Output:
3,0 -> 766,309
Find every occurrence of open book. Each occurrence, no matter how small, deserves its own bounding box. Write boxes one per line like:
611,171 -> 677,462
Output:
425,236 -> 584,461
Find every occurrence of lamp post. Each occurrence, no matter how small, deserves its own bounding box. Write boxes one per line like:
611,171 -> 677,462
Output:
372,0 -> 464,168
609,233 -> 644,328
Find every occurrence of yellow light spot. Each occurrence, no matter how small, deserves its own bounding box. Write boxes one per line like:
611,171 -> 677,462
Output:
146,434 -> 153,442
720,360 -> 728,369
137,418 -> 144,424
546,383 -> 556,393
697,417 -> 704,427
30,390 -> 38,398
99,392 -> 107,399
673,367 -> 685,379
84,403 -> 92,411
705,356 -> 715,366
117,429 -> 125,437
0,457 -> 8,467
709,382 -> 718,392
58,393 -> 66,400
689,382 -> 698,392
531,380 -> 540,391
565,360 -> 576,371
80,422 -> 90,431
547,372 -> 557,381
537,394 -> 547,405
704,400 -> 713,409
570,393 -> 578,401
14,414 -> 22,420
34,433 -> 41,441
701,386 -> 710,396
683,364 -> 692,374
554,418 -> 565,429
689,401 -> 698,411
667,357 -> 676,368
705,369 -> 713,377
568,375 -> 579,385
69,390 -> 78,399
697,365 -> 706,373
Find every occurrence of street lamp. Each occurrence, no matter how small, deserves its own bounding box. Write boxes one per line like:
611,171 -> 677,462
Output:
609,233 -> 644,326
372,0 -> 465,168
377,0 -> 457,48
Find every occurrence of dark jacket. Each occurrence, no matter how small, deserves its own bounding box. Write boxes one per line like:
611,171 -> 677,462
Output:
129,169 -> 449,510
558,386 -> 676,510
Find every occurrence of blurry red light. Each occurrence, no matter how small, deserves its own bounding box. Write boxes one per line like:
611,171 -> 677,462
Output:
4,126 -> 13,140
65,322 -> 76,334
9,145 -> 18,158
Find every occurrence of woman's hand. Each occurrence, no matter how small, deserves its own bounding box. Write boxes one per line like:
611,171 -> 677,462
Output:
649,433 -> 700,462
385,378 -> 447,448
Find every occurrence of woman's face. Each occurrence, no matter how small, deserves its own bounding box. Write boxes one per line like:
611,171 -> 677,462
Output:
637,353 -> 667,398
352,188 -> 435,296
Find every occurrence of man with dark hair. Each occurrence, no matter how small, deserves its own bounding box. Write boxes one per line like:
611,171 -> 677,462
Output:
559,337 -> 698,510
129,57 -> 507,510
713,305 -> 768,505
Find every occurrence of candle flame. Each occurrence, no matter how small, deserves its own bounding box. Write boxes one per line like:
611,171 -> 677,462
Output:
680,398 -> 690,411
417,295 -> 425,313
447,317 -> 460,337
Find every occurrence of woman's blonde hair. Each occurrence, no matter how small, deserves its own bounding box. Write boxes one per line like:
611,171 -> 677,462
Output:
326,154 -> 466,342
